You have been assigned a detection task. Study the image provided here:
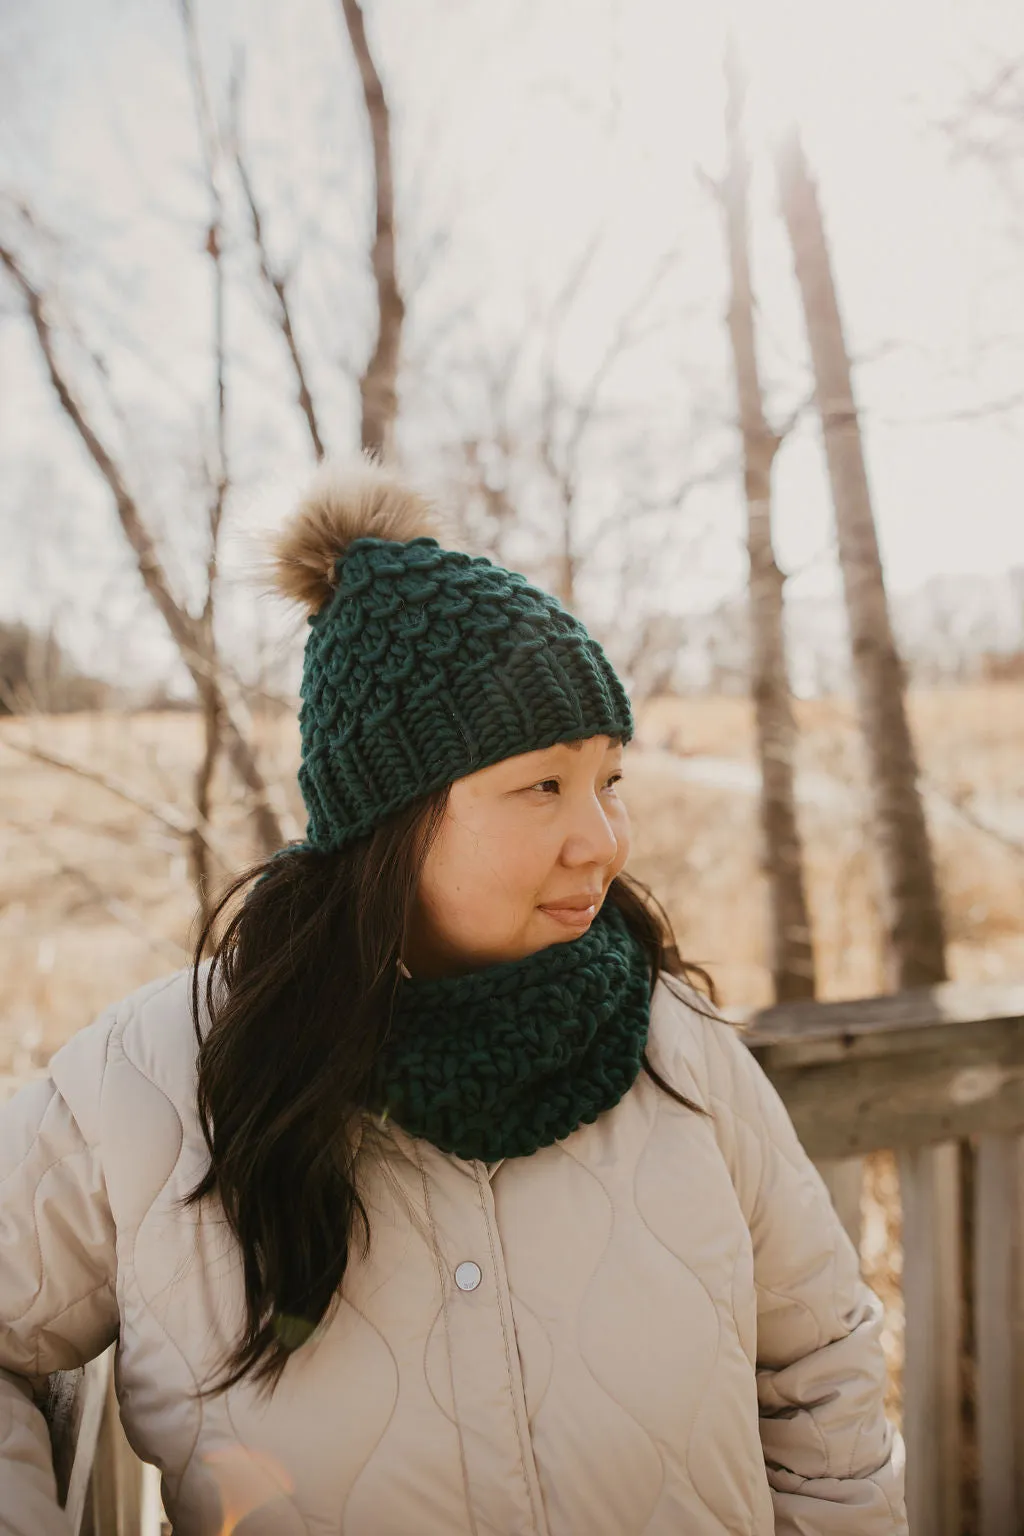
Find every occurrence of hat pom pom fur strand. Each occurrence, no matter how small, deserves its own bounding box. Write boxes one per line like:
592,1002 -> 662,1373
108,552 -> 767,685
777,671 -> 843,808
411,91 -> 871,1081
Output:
271,459 -> 437,616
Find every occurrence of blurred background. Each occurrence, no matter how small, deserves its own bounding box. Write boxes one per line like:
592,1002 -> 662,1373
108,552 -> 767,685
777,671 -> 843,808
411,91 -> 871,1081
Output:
1,3 -> 1023,1514
2,0 -> 1021,1034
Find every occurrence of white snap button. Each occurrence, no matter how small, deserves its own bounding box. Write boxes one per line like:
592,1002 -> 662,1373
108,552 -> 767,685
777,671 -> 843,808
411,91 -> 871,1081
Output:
454,1261 -> 482,1292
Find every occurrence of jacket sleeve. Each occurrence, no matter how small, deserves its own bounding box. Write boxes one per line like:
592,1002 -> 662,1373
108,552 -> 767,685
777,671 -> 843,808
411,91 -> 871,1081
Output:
0,1027 -> 119,1536
701,1013 -> 907,1535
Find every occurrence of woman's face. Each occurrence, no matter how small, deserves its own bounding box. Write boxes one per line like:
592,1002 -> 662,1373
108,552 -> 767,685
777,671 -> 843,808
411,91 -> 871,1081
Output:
406,735 -> 630,976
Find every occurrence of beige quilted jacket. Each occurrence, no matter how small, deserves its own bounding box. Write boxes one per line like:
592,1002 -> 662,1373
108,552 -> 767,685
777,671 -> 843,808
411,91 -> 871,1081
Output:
0,966 -> 906,1535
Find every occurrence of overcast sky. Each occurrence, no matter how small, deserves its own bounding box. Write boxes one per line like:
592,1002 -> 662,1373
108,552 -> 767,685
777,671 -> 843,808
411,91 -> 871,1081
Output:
2,0 -> 1023,686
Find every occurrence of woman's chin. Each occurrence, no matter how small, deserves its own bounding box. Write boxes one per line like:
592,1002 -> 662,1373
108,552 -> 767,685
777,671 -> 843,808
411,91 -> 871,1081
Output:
526,914 -> 597,952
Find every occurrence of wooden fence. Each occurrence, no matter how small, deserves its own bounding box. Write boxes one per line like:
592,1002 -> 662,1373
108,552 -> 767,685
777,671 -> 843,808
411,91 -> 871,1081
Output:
6,978 -> 1024,1535
746,979 -> 1024,1536
39,1347 -> 153,1536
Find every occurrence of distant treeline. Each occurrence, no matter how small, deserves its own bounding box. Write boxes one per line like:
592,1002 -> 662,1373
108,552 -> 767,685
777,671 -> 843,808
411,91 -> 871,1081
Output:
0,622 -> 109,714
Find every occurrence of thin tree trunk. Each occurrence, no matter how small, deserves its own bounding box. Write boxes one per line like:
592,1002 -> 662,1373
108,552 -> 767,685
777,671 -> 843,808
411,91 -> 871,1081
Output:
556,496 -> 576,612
183,0 -> 228,921
340,0 -> 404,460
190,679 -> 219,921
777,131 -> 947,992
778,129 -> 966,1532
723,47 -> 815,1002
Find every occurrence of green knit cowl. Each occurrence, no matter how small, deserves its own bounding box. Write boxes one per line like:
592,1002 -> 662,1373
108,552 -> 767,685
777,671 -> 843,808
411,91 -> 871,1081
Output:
368,903 -> 652,1162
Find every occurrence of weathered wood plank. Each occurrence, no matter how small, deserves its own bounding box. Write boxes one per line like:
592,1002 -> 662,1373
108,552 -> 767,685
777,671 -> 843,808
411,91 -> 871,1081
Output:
975,1132 -> 1024,1536
42,1348 -> 150,1536
43,1365 -> 89,1508
50,1351 -> 112,1536
747,1005 -> 1024,1073
899,1142 -> 962,1536
140,1462 -> 168,1536
80,1353 -> 145,1536
760,1033 -> 1024,1158
744,980 -> 1024,1051
741,982 -> 1024,1157
815,1156 -> 864,1251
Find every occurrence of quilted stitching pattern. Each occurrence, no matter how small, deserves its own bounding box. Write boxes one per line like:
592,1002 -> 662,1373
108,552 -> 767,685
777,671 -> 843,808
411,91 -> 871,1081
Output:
0,968 -> 906,1536
495,1079 -> 766,1534
0,1078 -> 118,1376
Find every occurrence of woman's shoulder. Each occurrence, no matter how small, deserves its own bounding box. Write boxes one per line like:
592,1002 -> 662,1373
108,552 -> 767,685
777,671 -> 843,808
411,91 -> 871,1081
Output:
647,973 -> 813,1201
47,961 -> 211,1152
646,971 -> 760,1117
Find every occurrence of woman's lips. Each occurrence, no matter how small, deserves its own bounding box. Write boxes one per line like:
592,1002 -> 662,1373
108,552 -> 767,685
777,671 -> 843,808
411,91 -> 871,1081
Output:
537,899 -> 600,929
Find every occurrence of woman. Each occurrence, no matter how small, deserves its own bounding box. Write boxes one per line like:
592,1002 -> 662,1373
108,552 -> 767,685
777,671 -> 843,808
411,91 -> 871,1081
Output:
0,463 -> 905,1535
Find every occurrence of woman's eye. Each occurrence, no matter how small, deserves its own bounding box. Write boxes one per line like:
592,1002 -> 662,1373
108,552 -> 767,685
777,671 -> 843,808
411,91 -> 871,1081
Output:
526,772 -> 622,795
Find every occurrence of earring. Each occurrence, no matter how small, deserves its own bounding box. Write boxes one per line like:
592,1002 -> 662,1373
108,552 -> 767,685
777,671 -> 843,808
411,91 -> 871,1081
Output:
397,958 -> 412,979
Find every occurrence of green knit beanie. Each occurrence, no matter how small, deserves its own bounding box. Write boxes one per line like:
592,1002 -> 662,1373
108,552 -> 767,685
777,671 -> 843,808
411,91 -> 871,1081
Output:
272,462 -> 633,852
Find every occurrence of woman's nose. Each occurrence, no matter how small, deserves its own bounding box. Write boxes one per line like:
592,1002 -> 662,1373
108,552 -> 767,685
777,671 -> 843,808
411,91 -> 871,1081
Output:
561,794 -> 619,868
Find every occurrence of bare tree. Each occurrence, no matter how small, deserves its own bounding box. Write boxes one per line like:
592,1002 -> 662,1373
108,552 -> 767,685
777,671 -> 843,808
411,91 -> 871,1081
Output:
718,44 -> 815,1003
535,243 -> 682,611
181,0 -> 229,923
777,130 -> 959,1536
339,0 -> 404,460
0,235 -> 291,862
425,247 -> 735,693
777,131 -> 947,993
436,342 -> 523,562
227,2 -> 400,468
945,59 -> 1024,212
0,0 -> 408,908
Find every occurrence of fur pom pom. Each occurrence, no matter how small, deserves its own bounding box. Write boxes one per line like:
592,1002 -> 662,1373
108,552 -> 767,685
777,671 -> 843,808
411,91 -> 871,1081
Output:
270,460 -> 437,615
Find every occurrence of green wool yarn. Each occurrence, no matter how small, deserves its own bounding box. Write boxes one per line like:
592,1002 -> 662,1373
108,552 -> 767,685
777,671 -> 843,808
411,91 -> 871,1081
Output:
297,536 -> 633,852
368,903 -> 652,1162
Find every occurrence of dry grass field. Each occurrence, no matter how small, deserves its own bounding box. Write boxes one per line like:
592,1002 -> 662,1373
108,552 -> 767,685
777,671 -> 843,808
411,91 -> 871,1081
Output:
1,682 -> 1021,1420
630,684 -> 1024,1006
1,682 -> 1020,1063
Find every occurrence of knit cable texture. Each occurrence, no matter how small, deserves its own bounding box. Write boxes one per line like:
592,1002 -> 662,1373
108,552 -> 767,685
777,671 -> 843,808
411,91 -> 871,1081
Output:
369,903 -> 652,1161
297,536 -> 633,851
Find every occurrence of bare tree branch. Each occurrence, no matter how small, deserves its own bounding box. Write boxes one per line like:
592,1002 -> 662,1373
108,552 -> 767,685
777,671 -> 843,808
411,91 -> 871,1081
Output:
180,0 -> 227,527
925,778 -> 1024,861
231,84 -> 326,461
6,819 -> 189,965
0,244 -> 193,650
878,390 -> 1024,427
536,233 -> 603,493
944,59 -> 1024,160
566,247 -> 680,475
0,732 -> 236,873
0,238 -> 287,854
772,386 -> 816,444
340,0 -> 404,459
535,239 -> 683,608
186,644 -> 301,843
593,453 -> 737,545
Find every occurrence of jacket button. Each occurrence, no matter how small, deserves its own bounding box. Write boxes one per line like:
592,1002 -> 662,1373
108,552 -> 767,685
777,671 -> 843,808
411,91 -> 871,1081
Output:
454,1261 -> 482,1292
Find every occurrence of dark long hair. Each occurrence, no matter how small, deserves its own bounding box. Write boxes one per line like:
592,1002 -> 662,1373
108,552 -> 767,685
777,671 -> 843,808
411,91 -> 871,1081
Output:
187,786 -> 714,1395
